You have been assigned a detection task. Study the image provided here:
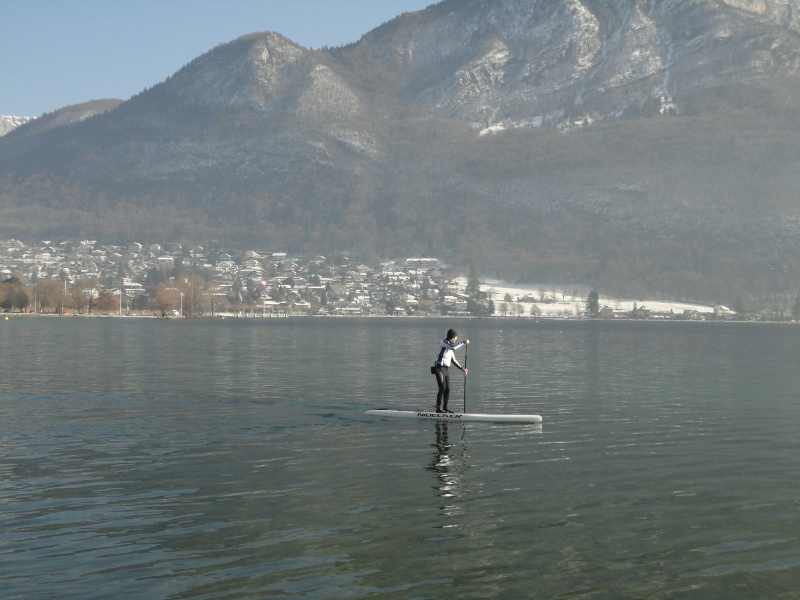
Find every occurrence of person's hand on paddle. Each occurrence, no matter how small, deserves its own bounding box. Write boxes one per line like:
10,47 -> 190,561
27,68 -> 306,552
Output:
464,339 -> 470,345
462,368 -> 468,376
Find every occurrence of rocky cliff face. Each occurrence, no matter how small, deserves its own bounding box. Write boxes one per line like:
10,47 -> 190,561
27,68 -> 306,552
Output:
348,0 -> 800,128
2,0 -> 800,302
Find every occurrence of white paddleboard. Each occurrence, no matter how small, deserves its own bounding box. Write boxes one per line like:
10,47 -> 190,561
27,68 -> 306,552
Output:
365,409 -> 542,424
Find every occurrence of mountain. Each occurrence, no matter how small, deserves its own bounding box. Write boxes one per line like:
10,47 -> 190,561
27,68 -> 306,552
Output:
2,0 -> 800,307
350,0 -> 800,126
6,100 -> 122,139
0,116 -> 35,137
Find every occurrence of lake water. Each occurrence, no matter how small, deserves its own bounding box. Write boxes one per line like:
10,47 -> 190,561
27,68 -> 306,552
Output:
2,316 -> 800,598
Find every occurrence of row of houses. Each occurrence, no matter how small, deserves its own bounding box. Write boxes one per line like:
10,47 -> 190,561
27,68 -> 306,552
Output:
0,239 -> 467,315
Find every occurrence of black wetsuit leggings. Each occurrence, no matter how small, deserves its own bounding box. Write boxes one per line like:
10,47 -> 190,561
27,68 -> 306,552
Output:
434,366 -> 450,409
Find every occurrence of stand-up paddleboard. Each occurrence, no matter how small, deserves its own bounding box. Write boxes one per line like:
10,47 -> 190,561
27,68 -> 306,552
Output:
365,409 -> 542,424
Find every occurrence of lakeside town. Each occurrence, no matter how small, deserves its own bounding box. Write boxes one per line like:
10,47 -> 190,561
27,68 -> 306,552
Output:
0,238 -> 737,320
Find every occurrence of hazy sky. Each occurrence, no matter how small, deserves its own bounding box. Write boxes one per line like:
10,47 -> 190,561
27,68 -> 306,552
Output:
1,0 -> 434,117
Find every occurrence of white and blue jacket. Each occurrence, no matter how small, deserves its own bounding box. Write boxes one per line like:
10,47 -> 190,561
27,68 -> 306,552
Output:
434,339 -> 465,370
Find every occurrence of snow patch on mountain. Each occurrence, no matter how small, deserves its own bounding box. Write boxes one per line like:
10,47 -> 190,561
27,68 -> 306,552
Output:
0,116 -> 34,137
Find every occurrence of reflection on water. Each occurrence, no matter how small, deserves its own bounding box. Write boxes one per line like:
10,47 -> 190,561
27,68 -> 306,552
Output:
428,421 -> 469,519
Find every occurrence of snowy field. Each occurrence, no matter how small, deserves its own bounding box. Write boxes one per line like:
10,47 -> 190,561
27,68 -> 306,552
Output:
476,279 -> 719,318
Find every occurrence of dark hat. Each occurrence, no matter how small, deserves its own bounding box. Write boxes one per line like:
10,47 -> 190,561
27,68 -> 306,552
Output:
446,329 -> 458,339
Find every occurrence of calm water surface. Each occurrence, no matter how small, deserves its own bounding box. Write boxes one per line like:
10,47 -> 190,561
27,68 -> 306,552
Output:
2,316 -> 800,598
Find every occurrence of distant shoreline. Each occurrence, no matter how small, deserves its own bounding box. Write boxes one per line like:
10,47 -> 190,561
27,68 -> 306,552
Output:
3,312 -> 795,324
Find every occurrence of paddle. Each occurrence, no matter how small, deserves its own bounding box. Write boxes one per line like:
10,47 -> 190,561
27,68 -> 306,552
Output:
463,342 -> 468,413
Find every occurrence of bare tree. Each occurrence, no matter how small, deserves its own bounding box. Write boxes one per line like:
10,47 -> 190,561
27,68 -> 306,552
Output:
0,277 -> 29,312
94,289 -> 117,314
179,274 -> 207,317
155,285 -> 180,317
34,280 -> 63,313
69,287 -> 88,314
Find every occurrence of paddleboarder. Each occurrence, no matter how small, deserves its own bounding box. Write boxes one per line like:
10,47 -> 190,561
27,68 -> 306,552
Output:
432,329 -> 469,413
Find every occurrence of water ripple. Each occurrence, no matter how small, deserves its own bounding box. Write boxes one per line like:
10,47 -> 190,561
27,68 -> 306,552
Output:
3,319 -> 800,597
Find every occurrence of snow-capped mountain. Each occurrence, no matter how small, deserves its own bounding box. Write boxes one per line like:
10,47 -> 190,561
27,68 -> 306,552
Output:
0,115 -> 34,137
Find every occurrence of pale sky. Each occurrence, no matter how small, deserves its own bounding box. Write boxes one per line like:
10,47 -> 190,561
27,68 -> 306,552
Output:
0,0 -> 434,117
